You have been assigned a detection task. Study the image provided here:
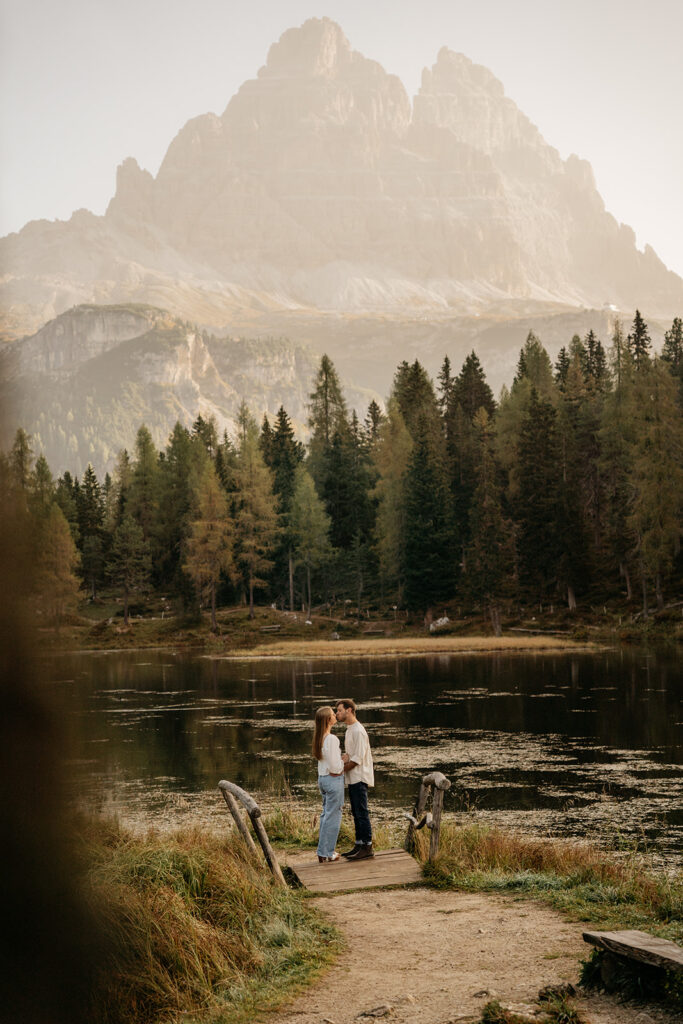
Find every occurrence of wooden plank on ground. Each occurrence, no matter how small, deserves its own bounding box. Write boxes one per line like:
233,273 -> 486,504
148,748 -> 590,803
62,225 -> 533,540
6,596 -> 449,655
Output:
284,848 -> 423,893
583,929 -> 683,973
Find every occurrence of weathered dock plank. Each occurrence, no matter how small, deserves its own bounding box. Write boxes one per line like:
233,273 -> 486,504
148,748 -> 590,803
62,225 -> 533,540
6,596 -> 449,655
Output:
285,848 -> 423,893
583,929 -> 683,973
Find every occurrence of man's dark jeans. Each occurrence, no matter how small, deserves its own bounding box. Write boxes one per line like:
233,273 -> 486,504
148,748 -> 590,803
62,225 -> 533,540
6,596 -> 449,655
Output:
348,781 -> 372,845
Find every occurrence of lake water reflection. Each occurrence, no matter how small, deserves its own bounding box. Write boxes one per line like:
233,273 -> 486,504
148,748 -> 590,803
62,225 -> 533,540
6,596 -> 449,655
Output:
50,646 -> 683,864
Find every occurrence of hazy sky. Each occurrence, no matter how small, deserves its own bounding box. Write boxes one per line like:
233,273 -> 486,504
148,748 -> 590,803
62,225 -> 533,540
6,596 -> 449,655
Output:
2,0 -> 682,276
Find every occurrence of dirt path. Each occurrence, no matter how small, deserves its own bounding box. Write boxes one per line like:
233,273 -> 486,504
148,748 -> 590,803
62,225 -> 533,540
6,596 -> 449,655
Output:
271,887 -> 677,1024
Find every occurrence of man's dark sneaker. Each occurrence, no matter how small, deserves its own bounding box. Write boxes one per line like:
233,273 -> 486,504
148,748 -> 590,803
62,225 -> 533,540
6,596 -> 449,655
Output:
347,843 -> 374,860
341,844 -> 362,858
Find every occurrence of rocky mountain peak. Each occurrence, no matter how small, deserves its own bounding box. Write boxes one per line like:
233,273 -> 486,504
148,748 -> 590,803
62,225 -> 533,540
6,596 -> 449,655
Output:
415,48 -> 548,163
258,17 -> 354,80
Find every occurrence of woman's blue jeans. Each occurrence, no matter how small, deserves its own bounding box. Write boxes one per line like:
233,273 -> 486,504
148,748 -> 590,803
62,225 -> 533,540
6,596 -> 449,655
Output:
317,773 -> 344,858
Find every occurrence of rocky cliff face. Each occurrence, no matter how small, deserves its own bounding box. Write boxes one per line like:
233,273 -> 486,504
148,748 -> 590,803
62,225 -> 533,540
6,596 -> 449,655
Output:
1,17 -> 682,343
0,304 -> 375,476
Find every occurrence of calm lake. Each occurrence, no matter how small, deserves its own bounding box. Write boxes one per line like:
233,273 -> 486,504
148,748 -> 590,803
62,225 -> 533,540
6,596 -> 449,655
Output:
50,646 -> 683,865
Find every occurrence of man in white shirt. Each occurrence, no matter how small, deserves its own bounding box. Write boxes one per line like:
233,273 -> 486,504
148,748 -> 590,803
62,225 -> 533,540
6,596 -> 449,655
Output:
335,698 -> 374,860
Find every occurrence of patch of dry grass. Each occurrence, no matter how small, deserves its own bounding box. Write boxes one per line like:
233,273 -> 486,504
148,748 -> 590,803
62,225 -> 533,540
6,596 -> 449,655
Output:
220,635 -> 597,660
77,817 -> 340,1024
419,822 -> 683,945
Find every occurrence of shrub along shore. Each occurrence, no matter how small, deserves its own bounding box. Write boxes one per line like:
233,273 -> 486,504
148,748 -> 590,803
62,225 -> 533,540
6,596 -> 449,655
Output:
77,805 -> 682,1023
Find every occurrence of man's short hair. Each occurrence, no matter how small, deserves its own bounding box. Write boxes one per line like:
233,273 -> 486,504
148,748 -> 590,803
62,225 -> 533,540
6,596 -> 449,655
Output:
336,698 -> 356,712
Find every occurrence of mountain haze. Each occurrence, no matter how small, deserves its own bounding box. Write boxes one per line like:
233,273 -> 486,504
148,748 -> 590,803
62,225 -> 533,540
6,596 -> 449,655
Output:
2,16 -> 681,347
0,304 -> 377,475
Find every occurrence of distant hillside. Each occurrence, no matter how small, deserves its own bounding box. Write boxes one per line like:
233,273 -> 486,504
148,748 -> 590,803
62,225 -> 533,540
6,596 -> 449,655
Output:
0,304 -> 375,476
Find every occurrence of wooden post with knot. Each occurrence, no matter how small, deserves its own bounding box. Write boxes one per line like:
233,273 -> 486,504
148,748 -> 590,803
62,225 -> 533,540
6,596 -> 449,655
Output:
218,780 -> 286,887
403,771 -> 451,860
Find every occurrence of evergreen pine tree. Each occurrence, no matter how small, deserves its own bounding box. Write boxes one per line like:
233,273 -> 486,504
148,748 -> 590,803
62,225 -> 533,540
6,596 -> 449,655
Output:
77,464 -> 105,599
268,406 -> 305,609
363,400 -> 384,446
307,355 -> 348,491
404,414 -> 456,612
128,425 -> 161,544
437,356 -> 455,418
288,465 -> 333,618
372,398 -> 413,606
627,309 -> 651,370
662,317 -> 683,400
107,514 -> 151,626
626,359 -> 683,613
10,428 -> 33,493
465,409 -> 514,634
515,389 -> 562,606
234,403 -> 279,618
453,352 -> 496,420
554,347 -> 570,390
259,414 -> 274,466
192,414 -> 218,458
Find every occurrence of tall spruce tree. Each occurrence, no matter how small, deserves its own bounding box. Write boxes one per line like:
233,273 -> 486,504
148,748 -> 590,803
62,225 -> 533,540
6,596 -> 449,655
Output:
465,409 -> 513,635
77,464 -> 105,599
128,425 -> 161,546
662,316 -> 683,401
453,352 -> 496,420
234,403 -> 279,618
266,406 -> 305,609
372,398 -> 413,605
107,514 -> 151,626
404,413 -> 456,613
515,389 -> 562,607
288,465 -> 333,618
627,309 -> 651,370
307,354 -> 348,491
626,359 -> 683,614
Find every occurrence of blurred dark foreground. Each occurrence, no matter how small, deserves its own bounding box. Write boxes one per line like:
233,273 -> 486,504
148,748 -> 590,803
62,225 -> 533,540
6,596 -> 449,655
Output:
0,498 -> 99,1024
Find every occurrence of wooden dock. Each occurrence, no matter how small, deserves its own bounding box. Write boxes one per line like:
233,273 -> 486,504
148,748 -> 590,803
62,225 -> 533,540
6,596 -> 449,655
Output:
284,848 -> 423,893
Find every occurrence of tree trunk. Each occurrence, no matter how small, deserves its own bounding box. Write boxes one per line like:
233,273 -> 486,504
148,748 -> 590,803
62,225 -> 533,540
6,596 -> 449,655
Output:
211,583 -> 217,632
567,585 -> 577,612
306,564 -> 312,619
489,604 -> 502,637
655,572 -> 664,611
249,578 -> 255,620
620,561 -> 633,601
288,548 -> 294,612
123,584 -> 129,626
641,573 -> 649,621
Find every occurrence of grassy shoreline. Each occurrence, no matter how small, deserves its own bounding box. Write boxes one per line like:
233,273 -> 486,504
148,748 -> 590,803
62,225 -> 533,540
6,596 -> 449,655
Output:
79,808 -> 683,1022
39,590 -> 679,654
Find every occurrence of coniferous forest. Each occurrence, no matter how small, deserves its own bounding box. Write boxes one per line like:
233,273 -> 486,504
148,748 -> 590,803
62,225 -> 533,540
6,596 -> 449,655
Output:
3,312 -> 682,634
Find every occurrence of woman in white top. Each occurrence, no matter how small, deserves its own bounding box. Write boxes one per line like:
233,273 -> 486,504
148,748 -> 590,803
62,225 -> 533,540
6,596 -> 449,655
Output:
312,706 -> 344,863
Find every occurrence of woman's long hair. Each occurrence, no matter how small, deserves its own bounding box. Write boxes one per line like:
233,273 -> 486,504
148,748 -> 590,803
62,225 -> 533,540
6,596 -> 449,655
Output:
312,706 -> 334,761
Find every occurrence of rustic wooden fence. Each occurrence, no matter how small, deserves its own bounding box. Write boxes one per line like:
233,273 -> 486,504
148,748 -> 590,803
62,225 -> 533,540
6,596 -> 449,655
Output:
218,780 -> 286,887
404,771 -> 451,860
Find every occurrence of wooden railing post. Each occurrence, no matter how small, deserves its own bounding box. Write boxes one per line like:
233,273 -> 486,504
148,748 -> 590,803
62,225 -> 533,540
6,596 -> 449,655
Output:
218,780 -> 286,887
404,771 -> 451,861
220,785 -> 257,854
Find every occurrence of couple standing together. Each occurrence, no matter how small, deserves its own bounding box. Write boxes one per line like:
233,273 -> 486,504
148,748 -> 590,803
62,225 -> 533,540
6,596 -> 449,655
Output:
312,699 -> 374,864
